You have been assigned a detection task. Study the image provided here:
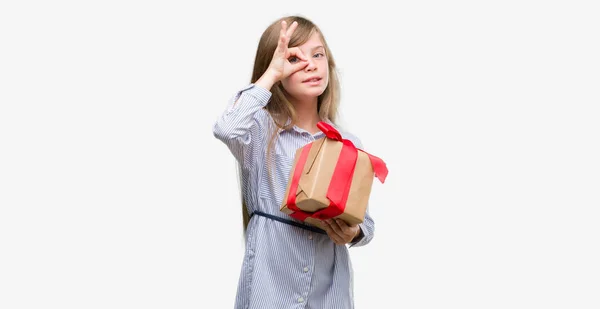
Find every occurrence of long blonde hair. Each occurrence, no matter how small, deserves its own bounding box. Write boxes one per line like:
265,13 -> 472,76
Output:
240,15 -> 342,234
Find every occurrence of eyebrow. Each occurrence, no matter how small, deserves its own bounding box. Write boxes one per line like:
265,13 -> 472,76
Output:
310,46 -> 325,52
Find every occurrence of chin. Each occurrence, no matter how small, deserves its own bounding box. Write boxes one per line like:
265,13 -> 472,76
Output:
303,84 -> 327,95
307,88 -> 326,97
288,88 -> 325,100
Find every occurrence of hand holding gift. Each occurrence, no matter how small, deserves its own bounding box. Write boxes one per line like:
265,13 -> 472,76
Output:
322,218 -> 361,245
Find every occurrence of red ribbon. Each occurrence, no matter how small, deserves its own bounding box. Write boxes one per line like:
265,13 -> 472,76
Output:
286,121 -> 388,221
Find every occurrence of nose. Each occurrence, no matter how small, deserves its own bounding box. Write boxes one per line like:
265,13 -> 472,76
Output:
304,58 -> 317,71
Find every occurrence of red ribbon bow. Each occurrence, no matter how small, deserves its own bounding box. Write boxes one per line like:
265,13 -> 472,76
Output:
286,121 -> 388,222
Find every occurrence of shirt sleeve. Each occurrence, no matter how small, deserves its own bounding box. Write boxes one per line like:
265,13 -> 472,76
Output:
212,84 -> 272,166
348,205 -> 374,248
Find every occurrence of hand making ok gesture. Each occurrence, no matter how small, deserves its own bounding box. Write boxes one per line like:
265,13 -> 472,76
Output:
265,20 -> 309,82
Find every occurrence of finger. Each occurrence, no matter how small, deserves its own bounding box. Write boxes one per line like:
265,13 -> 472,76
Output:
277,31 -> 288,52
327,230 -> 345,245
287,47 -> 308,61
322,223 -> 345,244
327,219 -> 343,235
276,21 -> 289,51
335,219 -> 352,235
291,61 -> 309,73
329,219 -> 354,243
335,219 -> 359,236
280,20 -> 287,35
326,220 -> 349,244
286,20 -> 298,38
336,219 -> 359,242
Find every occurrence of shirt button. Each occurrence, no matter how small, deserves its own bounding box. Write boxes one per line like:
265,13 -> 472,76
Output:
298,297 -> 304,303
308,234 -> 313,240
303,267 -> 309,272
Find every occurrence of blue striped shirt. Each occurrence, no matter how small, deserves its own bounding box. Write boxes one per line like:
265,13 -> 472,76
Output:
212,84 -> 375,309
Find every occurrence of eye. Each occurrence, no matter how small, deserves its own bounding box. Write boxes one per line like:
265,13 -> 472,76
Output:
288,56 -> 299,63
314,53 -> 325,58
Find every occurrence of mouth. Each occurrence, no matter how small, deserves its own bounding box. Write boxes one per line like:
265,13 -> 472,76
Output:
302,77 -> 322,83
302,77 -> 321,83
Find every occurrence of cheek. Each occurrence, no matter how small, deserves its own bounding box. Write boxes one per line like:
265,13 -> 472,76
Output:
322,65 -> 329,81
321,73 -> 329,87
281,78 -> 292,89
282,74 -> 303,90
290,72 -> 304,84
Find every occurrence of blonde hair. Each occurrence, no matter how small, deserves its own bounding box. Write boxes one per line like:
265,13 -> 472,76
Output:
241,15 -> 342,234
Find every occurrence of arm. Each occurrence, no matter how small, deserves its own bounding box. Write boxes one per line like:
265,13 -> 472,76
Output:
212,82 -> 273,164
213,19 -> 309,163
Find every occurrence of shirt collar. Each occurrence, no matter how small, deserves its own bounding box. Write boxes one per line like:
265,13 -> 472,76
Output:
277,117 -> 337,137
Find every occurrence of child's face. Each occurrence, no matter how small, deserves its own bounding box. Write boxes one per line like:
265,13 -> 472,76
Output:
281,32 -> 329,101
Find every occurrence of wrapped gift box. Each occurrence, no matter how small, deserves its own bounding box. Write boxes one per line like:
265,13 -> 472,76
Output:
280,122 -> 388,227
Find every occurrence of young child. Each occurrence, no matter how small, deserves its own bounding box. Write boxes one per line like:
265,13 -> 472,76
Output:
213,15 -> 375,309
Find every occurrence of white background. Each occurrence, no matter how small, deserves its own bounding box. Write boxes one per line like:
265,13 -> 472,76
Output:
1,0 -> 599,308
